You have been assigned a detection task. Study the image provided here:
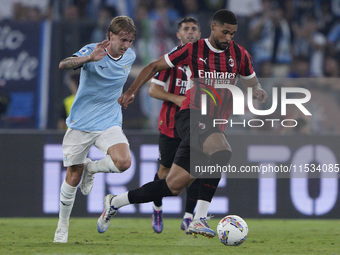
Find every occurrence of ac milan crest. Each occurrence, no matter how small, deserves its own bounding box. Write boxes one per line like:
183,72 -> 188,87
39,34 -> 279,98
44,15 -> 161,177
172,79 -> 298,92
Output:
228,56 -> 234,67
198,122 -> 206,129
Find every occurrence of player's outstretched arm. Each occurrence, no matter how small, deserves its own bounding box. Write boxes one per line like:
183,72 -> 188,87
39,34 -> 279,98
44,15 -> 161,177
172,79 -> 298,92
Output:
149,84 -> 186,107
59,40 -> 110,70
118,56 -> 171,108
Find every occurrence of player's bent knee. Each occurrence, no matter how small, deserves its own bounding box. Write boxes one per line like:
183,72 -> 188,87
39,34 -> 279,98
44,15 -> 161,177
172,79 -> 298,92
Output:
66,169 -> 82,186
169,188 -> 181,196
68,175 -> 82,186
114,159 -> 131,172
167,183 -> 185,196
67,165 -> 83,184
157,167 -> 170,179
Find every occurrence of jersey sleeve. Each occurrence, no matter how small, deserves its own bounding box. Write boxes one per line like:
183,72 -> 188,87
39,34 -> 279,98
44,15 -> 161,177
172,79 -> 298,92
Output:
73,44 -> 94,57
151,69 -> 171,87
239,49 -> 256,80
165,43 -> 191,68
71,44 -> 95,69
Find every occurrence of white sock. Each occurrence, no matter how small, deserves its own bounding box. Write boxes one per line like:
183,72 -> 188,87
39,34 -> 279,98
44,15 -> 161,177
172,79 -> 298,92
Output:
111,192 -> 130,209
153,204 -> 162,211
58,180 -> 77,228
193,200 -> 210,220
183,212 -> 193,219
88,155 -> 121,174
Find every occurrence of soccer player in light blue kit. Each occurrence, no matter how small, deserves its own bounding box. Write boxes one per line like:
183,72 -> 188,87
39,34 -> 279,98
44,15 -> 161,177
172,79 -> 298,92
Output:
53,16 -> 136,243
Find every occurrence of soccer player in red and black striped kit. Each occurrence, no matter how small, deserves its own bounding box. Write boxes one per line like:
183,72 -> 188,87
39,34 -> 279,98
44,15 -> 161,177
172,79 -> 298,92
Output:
98,9 -> 268,238
149,17 -> 202,234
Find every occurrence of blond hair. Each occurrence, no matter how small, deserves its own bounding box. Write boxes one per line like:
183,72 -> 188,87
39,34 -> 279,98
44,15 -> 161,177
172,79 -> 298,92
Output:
107,16 -> 136,39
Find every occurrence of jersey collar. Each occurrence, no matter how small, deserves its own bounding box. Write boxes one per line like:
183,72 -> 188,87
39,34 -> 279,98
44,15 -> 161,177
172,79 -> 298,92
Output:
106,48 -> 123,61
205,38 -> 226,53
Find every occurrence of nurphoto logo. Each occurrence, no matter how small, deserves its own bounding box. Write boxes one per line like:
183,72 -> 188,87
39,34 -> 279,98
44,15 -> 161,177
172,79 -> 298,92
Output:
200,82 -> 312,128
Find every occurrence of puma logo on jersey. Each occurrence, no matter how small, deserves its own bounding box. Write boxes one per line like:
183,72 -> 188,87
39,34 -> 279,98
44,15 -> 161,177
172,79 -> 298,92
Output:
199,57 -> 208,64
178,66 -> 186,73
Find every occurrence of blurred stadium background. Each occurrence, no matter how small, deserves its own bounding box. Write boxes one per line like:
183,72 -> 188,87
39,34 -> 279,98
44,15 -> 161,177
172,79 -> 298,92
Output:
0,0 -> 339,219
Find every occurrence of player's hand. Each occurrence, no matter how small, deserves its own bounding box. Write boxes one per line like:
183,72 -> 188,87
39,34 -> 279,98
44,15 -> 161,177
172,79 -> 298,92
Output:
118,90 -> 135,109
90,39 -> 110,62
253,86 -> 268,103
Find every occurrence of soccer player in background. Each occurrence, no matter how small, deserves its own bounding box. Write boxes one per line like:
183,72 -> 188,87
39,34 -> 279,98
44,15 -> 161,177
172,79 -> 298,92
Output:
149,17 -> 202,234
57,72 -> 80,130
98,9 -> 268,238
53,16 -> 136,243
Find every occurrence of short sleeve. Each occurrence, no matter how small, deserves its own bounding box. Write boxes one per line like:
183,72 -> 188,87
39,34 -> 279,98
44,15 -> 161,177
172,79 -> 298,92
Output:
239,49 -> 255,78
151,69 -> 171,87
167,43 -> 191,68
73,44 -> 94,57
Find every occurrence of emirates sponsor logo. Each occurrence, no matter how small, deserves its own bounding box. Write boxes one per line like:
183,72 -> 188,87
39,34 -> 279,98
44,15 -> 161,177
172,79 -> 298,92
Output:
198,70 -> 236,79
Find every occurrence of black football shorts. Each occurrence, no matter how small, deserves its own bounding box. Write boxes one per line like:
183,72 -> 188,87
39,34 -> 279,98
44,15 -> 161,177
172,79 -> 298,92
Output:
173,109 -> 218,174
158,133 -> 181,168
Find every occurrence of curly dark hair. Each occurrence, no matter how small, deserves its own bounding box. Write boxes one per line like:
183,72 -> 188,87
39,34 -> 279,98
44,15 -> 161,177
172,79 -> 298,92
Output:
213,9 -> 238,25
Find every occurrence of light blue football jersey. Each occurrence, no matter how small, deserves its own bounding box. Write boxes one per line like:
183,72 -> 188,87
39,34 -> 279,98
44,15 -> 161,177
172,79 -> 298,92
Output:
66,43 -> 136,131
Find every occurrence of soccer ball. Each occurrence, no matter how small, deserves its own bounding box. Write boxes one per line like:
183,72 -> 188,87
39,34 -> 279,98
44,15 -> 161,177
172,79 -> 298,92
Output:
216,215 -> 248,246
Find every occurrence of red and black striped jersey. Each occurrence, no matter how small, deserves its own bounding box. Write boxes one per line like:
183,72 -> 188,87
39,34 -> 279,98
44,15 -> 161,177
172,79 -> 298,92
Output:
151,54 -> 189,138
164,38 -> 255,131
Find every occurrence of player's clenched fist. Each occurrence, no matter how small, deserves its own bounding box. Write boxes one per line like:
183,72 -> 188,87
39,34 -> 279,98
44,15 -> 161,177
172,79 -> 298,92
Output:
118,90 -> 135,109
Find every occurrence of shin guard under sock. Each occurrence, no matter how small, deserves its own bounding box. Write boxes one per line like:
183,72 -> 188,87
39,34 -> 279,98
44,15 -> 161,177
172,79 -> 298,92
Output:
58,180 -> 77,227
185,179 -> 200,214
128,179 -> 174,204
197,150 -> 231,202
153,173 -> 162,207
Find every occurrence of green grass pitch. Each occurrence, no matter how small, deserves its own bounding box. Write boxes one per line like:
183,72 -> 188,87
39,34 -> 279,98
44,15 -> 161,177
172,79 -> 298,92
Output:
0,218 -> 339,254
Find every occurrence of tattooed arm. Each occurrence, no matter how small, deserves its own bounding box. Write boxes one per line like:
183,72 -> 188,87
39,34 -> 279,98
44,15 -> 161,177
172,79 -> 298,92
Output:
59,39 -> 110,70
59,56 -> 91,70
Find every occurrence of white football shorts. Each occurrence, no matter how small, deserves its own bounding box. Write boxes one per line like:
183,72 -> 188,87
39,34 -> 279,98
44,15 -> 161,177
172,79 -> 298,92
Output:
62,125 -> 129,167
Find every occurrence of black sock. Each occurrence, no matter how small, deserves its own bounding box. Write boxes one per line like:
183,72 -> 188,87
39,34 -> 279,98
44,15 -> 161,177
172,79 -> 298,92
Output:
153,173 -> 162,207
203,149 -> 232,178
185,179 -> 200,214
197,150 -> 231,202
128,179 -> 174,204
197,178 -> 220,202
